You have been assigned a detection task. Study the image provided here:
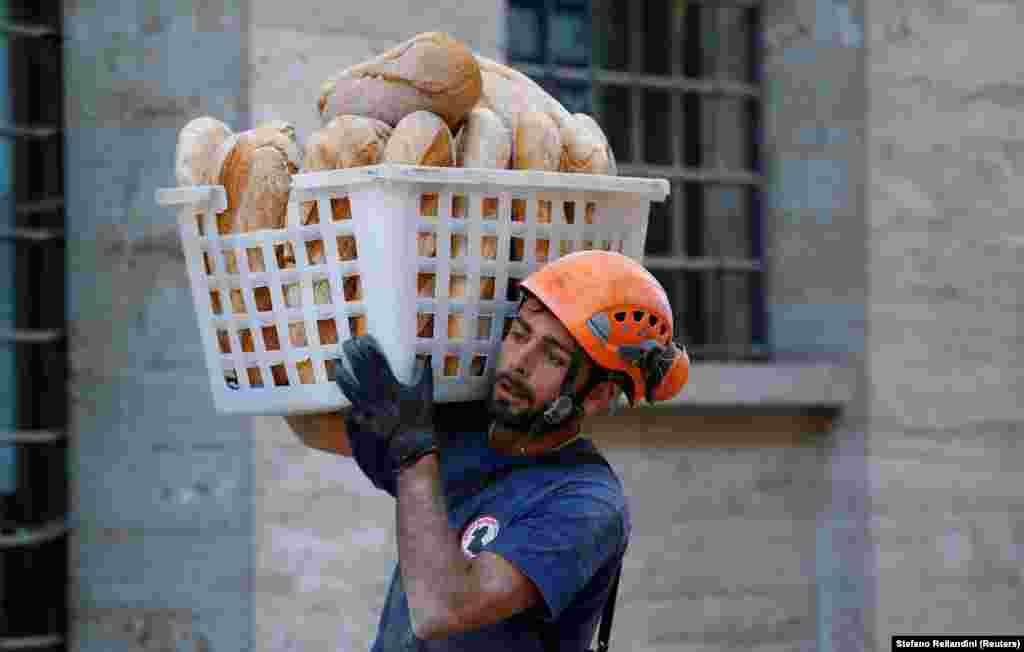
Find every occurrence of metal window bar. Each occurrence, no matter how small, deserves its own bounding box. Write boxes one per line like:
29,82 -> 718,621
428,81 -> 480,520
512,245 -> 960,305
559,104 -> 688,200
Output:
508,1 -> 765,362
0,634 -> 64,651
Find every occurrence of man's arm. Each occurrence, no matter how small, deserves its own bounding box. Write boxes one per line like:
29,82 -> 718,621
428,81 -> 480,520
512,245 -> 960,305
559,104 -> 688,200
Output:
283,411 -> 353,456
396,454 -> 541,640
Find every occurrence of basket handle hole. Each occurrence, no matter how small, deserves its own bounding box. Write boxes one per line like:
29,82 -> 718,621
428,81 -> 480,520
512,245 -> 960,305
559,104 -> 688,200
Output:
331,197 -> 352,221
506,278 -> 523,302
317,319 -> 338,346
247,247 -> 266,273
343,275 -> 363,302
288,322 -> 308,347
482,197 -> 499,220
313,278 -> 332,306
229,289 -> 247,314
262,325 -> 281,351
477,316 -> 493,340
447,314 -> 465,339
481,236 -> 498,260
452,195 -> 467,218
535,239 -> 550,262
470,355 -> 487,377
417,273 -> 436,298
306,240 -> 326,266
216,329 -> 231,354
509,237 -> 525,262
511,199 -> 526,223
274,242 -> 297,270
480,276 -> 496,300
563,202 -> 576,225
348,314 -> 367,336
420,193 -> 439,217
449,275 -> 467,298
297,359 -> 316,385
443,355 -> 460,377
417,313 -> 435,338
451,234 -> 467,259
247,367 -> 264,388
251,285 -> 271,310
271,364 -> 290,386
418,232 -> 438,258
239,328 -> 255,353
337,235 -> 358,261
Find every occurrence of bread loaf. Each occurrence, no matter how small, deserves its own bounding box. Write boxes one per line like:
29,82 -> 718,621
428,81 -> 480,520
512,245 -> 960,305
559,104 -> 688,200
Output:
301,115 -> 393,227
318,32 -> 482,131
474,56 -> 571,132
217,122 -> 301,235
573,113 -> 617,175
175,116 -> 234,186
453,106 -> 510,218
384,110 -> 454,217
383,110 -> 454,165
512,111 -> 561,223
559,113 -> 612,175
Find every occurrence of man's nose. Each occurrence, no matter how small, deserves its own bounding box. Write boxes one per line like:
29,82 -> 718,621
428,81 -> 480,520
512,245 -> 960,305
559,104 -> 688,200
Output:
504,343 -> 537,377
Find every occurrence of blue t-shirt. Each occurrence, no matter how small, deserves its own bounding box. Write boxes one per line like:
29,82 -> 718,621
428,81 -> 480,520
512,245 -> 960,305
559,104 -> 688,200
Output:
349,401 -> 631,652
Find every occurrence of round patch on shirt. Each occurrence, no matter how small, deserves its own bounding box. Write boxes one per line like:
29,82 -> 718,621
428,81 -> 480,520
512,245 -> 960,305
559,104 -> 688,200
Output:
461,516 -> 500,559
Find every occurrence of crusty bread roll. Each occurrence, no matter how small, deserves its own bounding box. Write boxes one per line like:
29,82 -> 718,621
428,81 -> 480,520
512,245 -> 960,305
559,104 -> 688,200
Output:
474,56 -> 571,132
512,111 -> 561,223
216,122 -> 301,236
514,110 -> 561,171
455,106 -> 511,169
318,32 -> 482,131
383,110 -> 454,166
301,115 -> 393,236
573,113 -> 617,176
175,116 -> 234,186
453,106 -> 510,218
384,110 -> 454,218
559,113 -> 612,175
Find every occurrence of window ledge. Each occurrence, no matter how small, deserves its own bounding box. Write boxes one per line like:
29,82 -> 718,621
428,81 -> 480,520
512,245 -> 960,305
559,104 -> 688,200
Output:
632,361 -> 856,411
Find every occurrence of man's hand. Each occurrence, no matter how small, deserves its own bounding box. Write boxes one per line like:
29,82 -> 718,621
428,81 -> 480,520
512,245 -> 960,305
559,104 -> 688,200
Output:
334,336 -> 438,471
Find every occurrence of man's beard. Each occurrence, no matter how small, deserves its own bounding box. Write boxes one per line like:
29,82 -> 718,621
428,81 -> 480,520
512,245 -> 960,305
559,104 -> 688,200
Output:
487,371 -> 543,430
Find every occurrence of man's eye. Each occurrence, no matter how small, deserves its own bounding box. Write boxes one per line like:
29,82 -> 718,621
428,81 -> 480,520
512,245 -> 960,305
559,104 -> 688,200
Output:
548,352 -> 567,366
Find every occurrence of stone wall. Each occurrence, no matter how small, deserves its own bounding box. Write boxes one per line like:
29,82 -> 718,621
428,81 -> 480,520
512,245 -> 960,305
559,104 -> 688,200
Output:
66,2 -> 254,650
866,0 -> 1024,648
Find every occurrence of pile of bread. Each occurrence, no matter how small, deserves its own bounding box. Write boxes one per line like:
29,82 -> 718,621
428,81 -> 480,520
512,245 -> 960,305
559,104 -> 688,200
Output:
174,32 -> 616,388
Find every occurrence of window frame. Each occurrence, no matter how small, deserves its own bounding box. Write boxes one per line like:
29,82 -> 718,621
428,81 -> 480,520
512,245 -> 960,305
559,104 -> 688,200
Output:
506,0 -> 769,363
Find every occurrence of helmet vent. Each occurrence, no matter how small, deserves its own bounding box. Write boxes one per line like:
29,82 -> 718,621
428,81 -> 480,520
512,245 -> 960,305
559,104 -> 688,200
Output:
633,311 -> 645,322
649,315 -> 658,327
614,311 -> 627,322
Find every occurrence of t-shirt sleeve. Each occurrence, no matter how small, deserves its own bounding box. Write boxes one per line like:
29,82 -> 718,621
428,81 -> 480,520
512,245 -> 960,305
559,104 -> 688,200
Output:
485,481 -> 626,621
346,414 -> 397,497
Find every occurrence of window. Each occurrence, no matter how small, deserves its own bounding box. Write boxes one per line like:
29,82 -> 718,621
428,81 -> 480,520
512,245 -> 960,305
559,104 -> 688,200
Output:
507,0 -> 767,362
0,0 -> 68,648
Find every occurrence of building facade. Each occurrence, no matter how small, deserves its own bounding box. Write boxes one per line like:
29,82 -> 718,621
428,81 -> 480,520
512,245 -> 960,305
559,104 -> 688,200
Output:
60,1 -> 1022,651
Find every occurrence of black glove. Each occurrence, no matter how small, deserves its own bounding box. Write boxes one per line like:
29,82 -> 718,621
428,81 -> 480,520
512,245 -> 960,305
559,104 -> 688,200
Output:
334,335 -> 438,471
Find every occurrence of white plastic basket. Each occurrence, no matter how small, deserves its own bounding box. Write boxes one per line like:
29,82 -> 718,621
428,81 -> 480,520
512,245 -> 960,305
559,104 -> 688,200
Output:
156,164 -> 669,416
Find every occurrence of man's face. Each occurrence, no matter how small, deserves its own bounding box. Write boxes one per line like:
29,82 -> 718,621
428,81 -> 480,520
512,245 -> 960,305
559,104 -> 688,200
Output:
488,296 -> 586,429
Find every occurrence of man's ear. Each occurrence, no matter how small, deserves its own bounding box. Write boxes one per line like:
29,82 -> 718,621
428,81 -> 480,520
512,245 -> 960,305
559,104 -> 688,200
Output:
581,381 -> 619,418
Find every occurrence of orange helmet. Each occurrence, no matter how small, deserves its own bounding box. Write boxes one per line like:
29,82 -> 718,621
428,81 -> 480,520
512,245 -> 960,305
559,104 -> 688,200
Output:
519,250 -> 690,406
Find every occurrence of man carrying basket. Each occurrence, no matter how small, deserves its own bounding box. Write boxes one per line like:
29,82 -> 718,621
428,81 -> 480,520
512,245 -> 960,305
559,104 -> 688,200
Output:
286,250 -> 690,651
